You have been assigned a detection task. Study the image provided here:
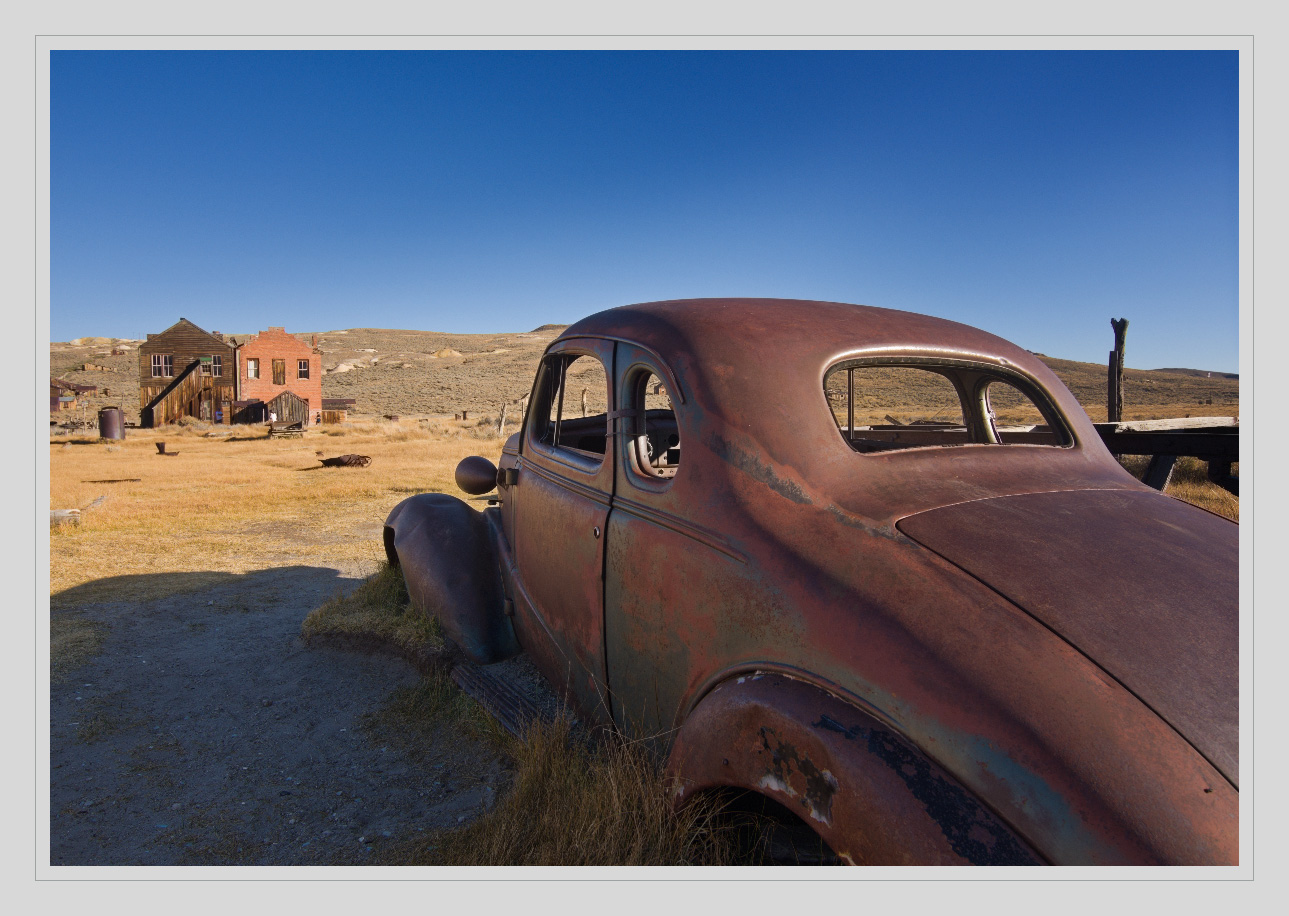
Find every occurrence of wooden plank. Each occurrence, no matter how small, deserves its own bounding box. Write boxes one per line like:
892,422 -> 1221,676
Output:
1096,430 -> 1239,461
1094,417 -> 1237,433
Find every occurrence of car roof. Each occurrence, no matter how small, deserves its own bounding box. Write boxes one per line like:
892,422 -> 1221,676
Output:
561,297 -> 1085,418
558,298 -> 1129,519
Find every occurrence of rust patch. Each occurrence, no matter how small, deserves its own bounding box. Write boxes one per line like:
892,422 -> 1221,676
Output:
709,434 -> 812,505
813,713 -> 1037,865
758,726 -> 839,825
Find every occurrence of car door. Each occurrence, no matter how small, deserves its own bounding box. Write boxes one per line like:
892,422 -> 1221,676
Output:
512,338 -> 615,724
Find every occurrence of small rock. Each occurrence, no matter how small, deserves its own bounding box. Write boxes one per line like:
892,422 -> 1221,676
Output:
261,699 -> 273,708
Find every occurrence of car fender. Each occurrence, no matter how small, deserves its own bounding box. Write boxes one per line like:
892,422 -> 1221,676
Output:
666,671 -> 1043,865
383,493 -> 520,665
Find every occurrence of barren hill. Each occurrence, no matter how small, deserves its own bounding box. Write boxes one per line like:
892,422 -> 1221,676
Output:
49,329 -> 1239,425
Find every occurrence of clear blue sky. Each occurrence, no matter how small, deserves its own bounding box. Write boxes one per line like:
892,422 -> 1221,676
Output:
50,50 -> 1239,372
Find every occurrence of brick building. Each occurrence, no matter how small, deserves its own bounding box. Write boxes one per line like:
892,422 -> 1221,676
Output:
137,319 -> 237,426
235,327 -> 323,425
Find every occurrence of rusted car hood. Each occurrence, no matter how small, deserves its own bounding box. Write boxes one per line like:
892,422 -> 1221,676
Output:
896,488 -> 1238,787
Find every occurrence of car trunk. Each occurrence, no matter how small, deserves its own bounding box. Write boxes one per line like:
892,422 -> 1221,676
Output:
896,488 -> 1238,787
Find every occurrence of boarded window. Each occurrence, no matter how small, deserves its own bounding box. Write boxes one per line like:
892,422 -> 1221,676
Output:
272,359 -> 286,385
297,359 -> 310,379
246,358 -> 259,379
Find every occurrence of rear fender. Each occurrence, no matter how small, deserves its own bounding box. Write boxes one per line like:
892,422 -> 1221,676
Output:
667,672 -> 1042,865
383,493 -> 520,665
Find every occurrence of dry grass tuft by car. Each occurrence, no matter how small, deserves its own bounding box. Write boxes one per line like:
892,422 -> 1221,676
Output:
301,562 -> 445,658
372,717 -> 744,866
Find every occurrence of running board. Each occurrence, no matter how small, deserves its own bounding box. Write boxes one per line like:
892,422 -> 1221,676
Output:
450,661 -> 552,738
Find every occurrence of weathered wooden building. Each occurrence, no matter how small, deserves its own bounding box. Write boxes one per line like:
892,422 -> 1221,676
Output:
50,377 -> 96,412
138,319 -> 237,427
321,397 -> 356,424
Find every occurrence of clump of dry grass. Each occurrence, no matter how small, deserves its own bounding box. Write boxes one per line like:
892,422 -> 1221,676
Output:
1118,456 -> 1239,522
381,717 -> 741,866
1163,457 -> 1240,521
50,613 -> 107,682
301,562 -> 443,655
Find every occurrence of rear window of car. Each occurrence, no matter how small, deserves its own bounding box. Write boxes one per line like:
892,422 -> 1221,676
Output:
824,360 -> 1070,452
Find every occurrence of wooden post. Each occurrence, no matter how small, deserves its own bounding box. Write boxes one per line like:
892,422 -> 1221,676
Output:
498,403 -> 508,438
581,388 -> 588,418
1107,351 -> 1118,423
1108,318 -> 1128,422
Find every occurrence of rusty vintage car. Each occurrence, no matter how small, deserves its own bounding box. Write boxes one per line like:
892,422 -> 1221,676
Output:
383,298 -> 1238,865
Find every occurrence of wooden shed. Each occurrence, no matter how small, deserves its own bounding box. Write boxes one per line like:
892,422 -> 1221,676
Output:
321,397 -> 356,424
266,390 -> 310,425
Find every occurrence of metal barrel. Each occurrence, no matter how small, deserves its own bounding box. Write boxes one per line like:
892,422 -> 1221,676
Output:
98,407 -> 125,440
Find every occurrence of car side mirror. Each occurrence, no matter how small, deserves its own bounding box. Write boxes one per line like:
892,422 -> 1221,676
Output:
455,456 -> 498,495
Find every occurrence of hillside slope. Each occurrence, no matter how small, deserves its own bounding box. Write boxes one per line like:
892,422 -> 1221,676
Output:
50,329 -> 1238,424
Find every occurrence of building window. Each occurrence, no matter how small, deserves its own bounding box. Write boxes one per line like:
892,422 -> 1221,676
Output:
247,358 -> 259,379
273,359 -> 286,385
200,356 -> 212,375
297,359 -> 310,379
212,354 -> 222,377
151,354 -> 173,377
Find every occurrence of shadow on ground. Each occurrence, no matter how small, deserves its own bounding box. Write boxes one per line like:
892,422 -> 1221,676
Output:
49,564 -> 507,866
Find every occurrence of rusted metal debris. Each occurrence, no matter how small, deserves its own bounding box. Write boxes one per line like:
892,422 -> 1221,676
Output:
382,298 -> 1238,866
320,454 -> 371,468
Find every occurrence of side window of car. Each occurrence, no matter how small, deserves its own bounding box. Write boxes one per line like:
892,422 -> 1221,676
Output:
532,353 -> 609,462
825,365 -> 969,452
626,369 -> 680,480
824,361 -> 1071,451
980,379 -> 1064,446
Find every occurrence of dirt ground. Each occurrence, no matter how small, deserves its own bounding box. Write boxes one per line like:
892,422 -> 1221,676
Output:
49,565 -> 509,866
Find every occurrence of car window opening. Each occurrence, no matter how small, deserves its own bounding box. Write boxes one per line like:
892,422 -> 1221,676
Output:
825,363 -> 1067,452
537,353 -> 610,460
634,372 -> 680,479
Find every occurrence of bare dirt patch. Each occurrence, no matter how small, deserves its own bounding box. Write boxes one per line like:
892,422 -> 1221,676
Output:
50,566 -> 509,865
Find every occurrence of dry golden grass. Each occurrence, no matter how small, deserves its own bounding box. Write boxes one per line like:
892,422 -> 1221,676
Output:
301,561 -> 445,654
1119,456 -> 1239,522
50,417 -> 506,609
374,716 -> 742,866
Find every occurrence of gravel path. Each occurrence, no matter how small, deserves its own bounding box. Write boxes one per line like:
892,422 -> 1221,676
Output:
49,566 -> 508,865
